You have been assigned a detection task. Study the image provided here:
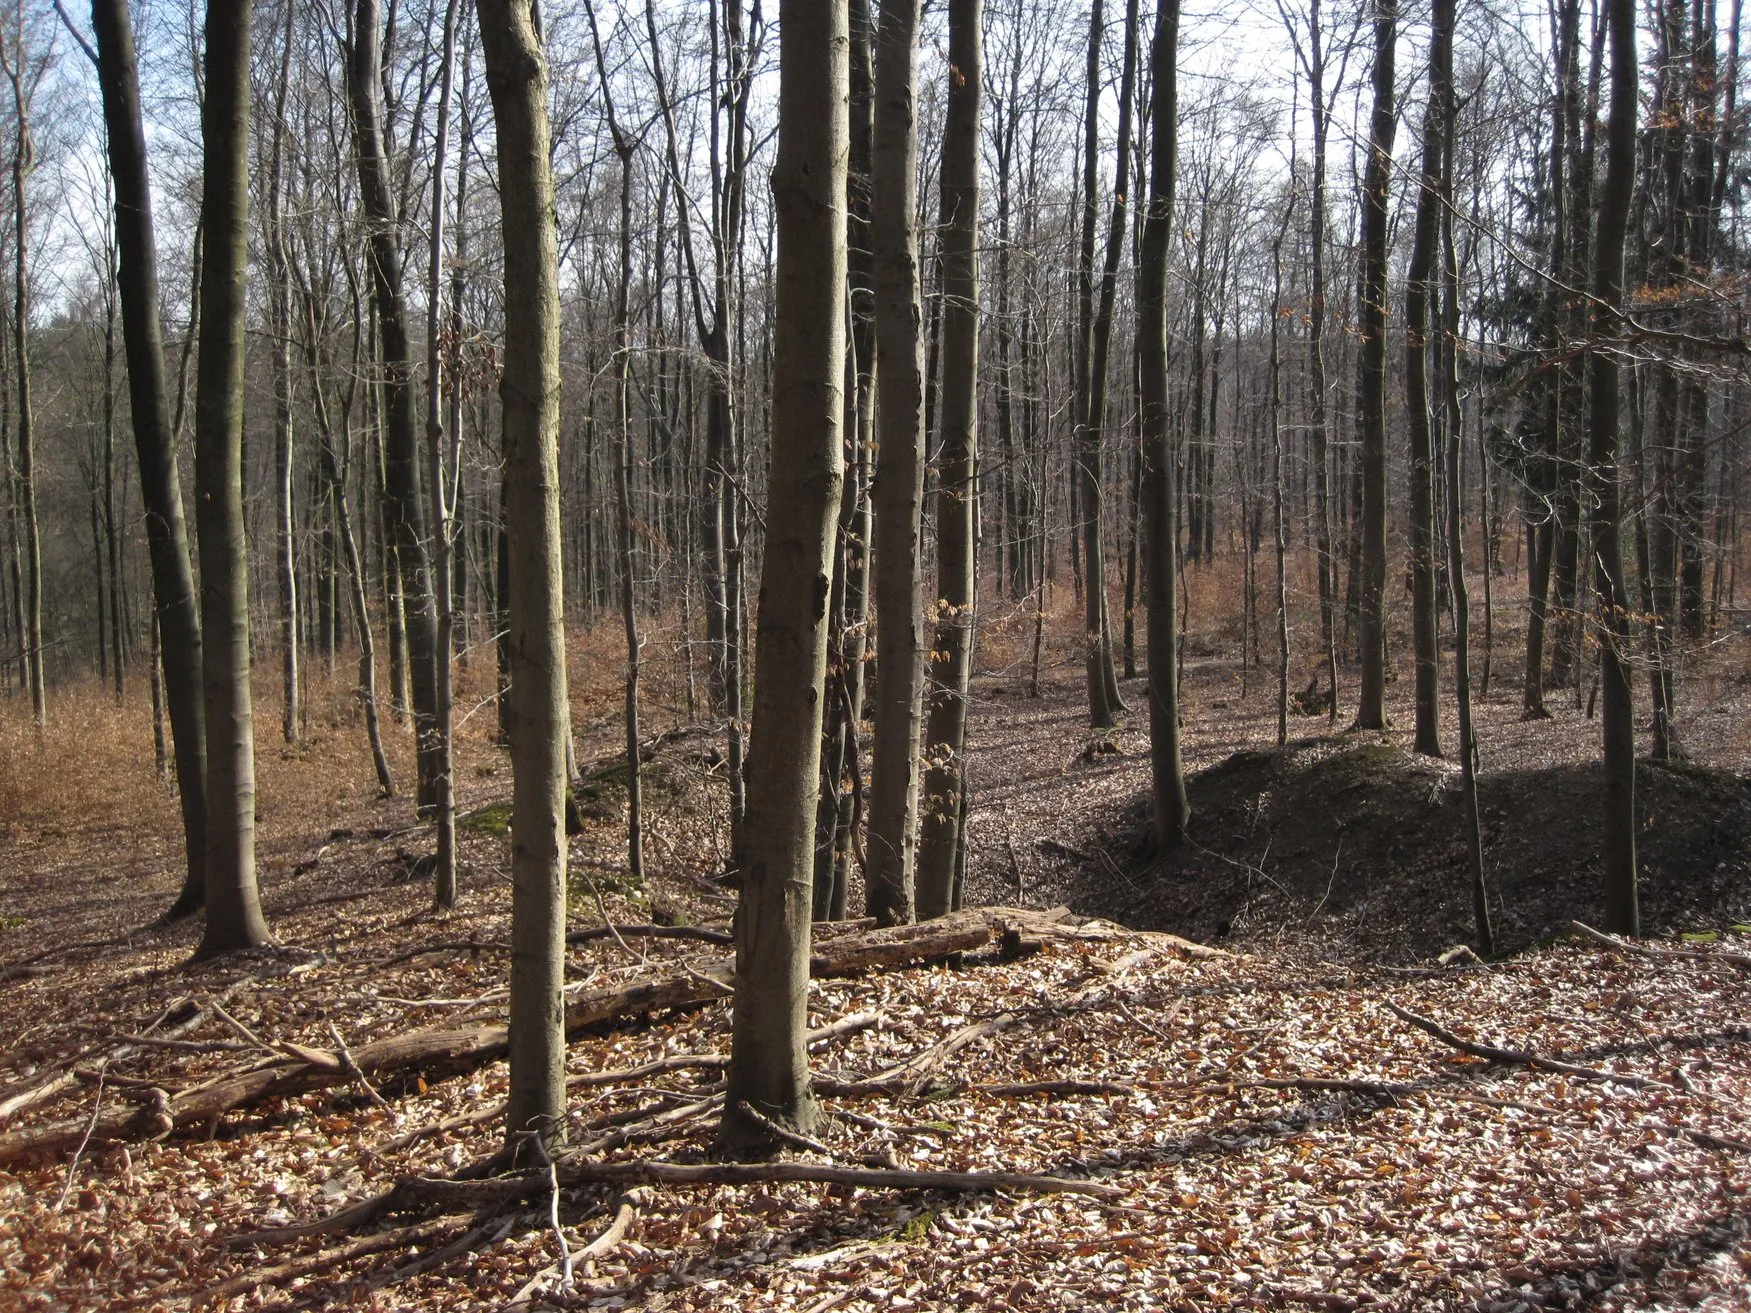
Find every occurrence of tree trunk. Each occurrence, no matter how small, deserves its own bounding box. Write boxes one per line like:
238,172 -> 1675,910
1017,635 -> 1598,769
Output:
266,0 -> 299,747
1434,0 -> 1492,955
1354,0 -> 1396,732
426,0 -> 463,908
916,0 -> 981,922
1,31 -> 41,728
1590,0 -> 1638,935
865,0 -> 927,927
1404,0 -> 1445,758
814,0 -> 877,923
721,0 -> 847,1150
1137,0 -> 1188,852
349,0 -> 441,814
479,0 -> 571,1161
586,0 -> 644,888
193,0 -> 269,956
90,0 -> 209,919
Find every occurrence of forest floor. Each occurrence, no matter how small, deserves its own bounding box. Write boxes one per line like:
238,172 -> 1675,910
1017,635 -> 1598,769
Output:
2,569 -> 1751,1311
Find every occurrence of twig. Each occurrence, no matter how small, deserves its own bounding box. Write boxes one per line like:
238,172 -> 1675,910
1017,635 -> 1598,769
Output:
52,1062 -> 104,1212
1385,1002 -> 1663,1089
327,1021 -> 388,1107
211,1003 -> 276,1055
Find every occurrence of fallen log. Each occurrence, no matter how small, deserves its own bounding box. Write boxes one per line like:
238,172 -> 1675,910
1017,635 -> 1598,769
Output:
0,910 -> 1054,1165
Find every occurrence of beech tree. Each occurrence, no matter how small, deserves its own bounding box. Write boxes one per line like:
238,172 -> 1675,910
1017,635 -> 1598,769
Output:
723,0 -> 847,1147
87,0 -> 208,920
1591,0 -> 1637,935
478,0 -> 571,1160
916,0 -> 982,921
866,0 -> 928,927
1138,0 -> 1188,850
1353,0 -> 1394,733
193,0 -> 268,956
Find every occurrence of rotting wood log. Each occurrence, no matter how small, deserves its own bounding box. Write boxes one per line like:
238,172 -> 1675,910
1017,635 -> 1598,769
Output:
0,910 -> 1077,1164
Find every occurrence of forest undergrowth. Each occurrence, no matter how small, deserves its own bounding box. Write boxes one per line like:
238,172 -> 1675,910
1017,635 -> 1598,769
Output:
2,564 -> 1750,1311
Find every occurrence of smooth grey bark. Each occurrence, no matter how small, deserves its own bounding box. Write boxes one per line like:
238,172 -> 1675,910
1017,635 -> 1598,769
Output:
865,0 -> 927,927
1138,0 -> 1188,851
193,0 -> 269,956
1437,33 -> 1492,956
0,31 -> 41,728
721,0 -> 847,1150
1072,0 -> 1121,729
349,0 -> 442,817
266,0 -> 298,747
1269,188 -> 1291,748
813,0 -> 876,923
916,0 -> 981,921
426,0 -> 462,909
585,0 -> 643,887
1354,0 -> 1395,732
479,0 -> 571,1160
1591,0 -> 1638,935
88,0 -> 208,918
1404,0 -> 1445,758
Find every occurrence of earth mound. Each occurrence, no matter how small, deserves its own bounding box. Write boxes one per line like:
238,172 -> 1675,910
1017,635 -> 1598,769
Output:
1074,738 -> 1751,963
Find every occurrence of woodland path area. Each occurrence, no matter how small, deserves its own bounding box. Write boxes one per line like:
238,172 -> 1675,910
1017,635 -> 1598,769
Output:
2,613 -> 1751,1310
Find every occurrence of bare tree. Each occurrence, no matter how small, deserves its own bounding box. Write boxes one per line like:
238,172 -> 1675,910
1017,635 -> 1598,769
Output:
1138,0 -> 1187,851
722,0 -> 847,1149
916,0 -> 982,920
478,0 -> 572,1160
193,0 -> 269,956
866,0 -> 928,926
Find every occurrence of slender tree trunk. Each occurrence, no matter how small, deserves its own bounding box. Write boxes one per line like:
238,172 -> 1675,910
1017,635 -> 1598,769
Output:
916,0 -> 981,921
266,0 -> 299,746
1591,0 -> 1638,935
349,0 -> 440,813
1138,0 -> 1188,851
722,0 -> 846,1149
865,0 -> 927,926
1354,0 -> 1396,732
426,0 -> 463,908
815,0 -> 876,923
1431,0 -> 1492,954
1306,0 -> 1339,722
91,0 -> 209,918
1270,187 -> 1291,748
586,0 -> 644,887
1,31 -> 41,727
1404,0 -> 1447,757
193,0 -> 269,956
479,0 -> 571,1162
297,281 -> 394,798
